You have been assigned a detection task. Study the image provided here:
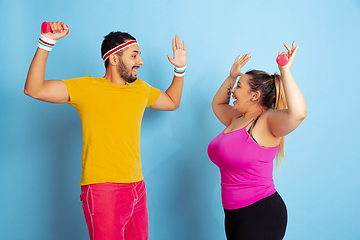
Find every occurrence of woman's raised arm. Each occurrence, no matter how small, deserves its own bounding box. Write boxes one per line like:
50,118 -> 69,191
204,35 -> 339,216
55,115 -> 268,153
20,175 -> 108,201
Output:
267,42 -> 307,137
212,54 -> 251,126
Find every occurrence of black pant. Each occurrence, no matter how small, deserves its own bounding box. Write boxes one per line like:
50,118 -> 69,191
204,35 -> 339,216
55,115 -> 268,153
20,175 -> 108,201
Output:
224,192 -> 287,240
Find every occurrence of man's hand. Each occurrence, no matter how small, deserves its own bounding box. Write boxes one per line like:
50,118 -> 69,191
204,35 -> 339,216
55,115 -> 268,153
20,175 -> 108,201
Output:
42,22 -> 69,41
167,35 -> 187,68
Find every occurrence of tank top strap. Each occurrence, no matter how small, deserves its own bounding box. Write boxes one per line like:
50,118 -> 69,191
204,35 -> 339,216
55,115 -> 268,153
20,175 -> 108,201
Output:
245,118 -> 255,127
245,114 -> 263,128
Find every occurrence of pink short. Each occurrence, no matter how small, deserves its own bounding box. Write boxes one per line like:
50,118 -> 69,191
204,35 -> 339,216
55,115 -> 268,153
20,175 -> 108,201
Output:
80,181 -> 149,240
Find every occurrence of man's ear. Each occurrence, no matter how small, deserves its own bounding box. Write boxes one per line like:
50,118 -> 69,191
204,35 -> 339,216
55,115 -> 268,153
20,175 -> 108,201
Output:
108,54 -> 118,66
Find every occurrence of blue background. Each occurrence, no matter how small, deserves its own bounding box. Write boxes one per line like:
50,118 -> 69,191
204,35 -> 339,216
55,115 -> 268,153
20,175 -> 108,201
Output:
1,0 -> 360,239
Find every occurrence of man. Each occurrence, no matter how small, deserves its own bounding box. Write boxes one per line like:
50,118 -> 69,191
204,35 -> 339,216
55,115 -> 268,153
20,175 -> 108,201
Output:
25,21 -> 187,240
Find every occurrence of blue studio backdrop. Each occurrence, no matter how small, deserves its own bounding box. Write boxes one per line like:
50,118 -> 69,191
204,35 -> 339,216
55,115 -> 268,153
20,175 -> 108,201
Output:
1,0 -> 360,239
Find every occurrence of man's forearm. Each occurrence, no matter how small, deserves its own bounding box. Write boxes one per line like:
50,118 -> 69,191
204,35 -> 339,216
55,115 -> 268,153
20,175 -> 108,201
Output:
164,75 -> 184,110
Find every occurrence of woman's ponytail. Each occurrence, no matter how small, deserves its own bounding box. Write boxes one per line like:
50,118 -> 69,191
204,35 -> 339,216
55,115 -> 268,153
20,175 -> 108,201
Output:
273,73 -> 287,167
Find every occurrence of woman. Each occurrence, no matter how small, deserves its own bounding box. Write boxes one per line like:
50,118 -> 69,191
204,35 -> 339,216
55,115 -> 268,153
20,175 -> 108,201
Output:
208,42 -> 306,240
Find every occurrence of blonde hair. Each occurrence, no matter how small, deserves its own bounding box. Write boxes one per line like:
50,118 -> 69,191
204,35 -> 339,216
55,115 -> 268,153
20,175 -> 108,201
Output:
245,70 -> 287,166
273,73 -> 286,167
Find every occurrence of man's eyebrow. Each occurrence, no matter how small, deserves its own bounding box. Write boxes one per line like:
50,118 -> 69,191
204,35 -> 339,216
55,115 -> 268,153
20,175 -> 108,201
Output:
132,50 -> 141,54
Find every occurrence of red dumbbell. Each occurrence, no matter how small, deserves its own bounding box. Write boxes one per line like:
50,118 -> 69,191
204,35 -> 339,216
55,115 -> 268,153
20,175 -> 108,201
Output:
276,54 -> 288,66
41,21 -> 69,35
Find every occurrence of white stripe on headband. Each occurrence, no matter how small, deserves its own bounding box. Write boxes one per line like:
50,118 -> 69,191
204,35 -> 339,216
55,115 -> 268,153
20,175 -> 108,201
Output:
102,40 -> 138,62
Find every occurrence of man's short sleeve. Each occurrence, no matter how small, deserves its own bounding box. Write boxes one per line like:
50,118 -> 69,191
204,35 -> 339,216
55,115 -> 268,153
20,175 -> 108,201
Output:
63,76 -> 92,107
147,84 -> 161,107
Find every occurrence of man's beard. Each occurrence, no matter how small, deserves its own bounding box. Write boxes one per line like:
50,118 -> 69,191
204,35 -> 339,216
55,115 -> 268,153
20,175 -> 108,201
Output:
117,59 -> 138,83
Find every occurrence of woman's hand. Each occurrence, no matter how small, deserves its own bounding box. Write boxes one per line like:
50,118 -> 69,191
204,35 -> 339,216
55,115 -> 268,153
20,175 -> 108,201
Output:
278,42 -> 298,71
229,53 -> 251,79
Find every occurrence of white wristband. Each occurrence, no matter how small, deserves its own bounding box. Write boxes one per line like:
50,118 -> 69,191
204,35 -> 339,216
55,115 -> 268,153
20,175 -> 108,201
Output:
38,34 -> 57,51
174,65 -> 187,77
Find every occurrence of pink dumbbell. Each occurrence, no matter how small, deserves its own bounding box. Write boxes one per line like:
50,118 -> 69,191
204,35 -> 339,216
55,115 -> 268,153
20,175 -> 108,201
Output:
276,54 -> 288,66
41,21 -> 52,33
41,21 -> 69,35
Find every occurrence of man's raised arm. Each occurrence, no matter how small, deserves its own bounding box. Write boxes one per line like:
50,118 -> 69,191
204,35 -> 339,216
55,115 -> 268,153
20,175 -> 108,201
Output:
24,22 -> 70,103
150,35 -> 187,111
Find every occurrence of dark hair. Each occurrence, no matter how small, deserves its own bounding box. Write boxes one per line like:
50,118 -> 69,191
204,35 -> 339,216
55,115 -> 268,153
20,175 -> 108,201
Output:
245,70 -> 287,165
101,31 -> 136,68
245,70 -> 286,110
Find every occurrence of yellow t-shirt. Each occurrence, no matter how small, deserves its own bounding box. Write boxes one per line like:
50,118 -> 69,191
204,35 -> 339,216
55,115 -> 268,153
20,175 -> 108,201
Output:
63,76 -> 160,185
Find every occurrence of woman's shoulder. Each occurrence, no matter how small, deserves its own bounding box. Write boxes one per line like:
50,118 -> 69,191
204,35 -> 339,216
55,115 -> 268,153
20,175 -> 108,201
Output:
260,109 -> 282,119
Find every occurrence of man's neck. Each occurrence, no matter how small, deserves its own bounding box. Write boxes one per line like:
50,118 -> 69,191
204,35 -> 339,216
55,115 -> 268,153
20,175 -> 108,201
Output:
103,68 -> 127,85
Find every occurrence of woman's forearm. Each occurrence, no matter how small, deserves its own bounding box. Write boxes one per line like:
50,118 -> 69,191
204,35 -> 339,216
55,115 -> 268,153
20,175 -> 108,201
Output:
280,69 -> 307,120
212,75 -> 237,107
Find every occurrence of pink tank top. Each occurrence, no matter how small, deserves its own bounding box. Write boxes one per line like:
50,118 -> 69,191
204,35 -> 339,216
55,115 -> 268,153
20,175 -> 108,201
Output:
208,119 -> 279,209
